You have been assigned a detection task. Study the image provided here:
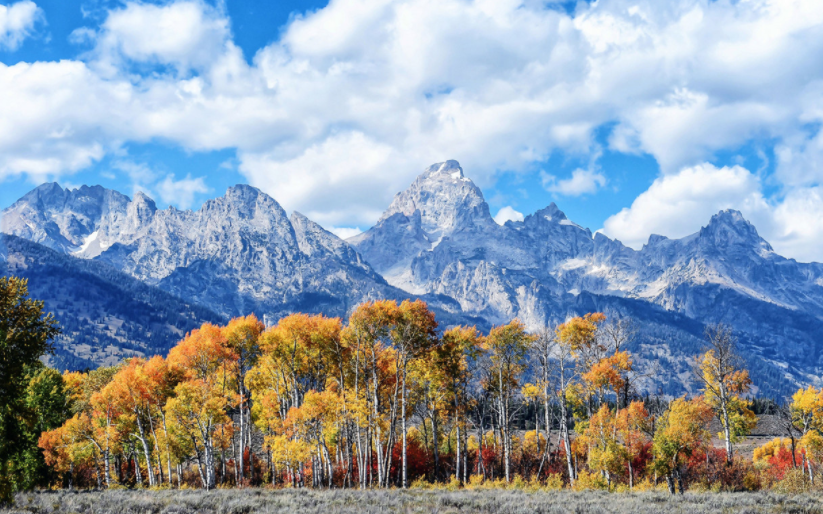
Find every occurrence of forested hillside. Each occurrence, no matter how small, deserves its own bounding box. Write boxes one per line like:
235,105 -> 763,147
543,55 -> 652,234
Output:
0,235 -> 225,370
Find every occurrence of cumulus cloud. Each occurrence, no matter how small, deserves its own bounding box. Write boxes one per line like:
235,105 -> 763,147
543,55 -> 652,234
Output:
156,173 -> 209,209
542,168 -> 607,196
601,164 -> 768,248
0,0 -> 41,51
600,163 -> 823,263
494,206 -> 525,225
93,0 -> 230,75
3,0 -> 823,258
329,226 -> 363,240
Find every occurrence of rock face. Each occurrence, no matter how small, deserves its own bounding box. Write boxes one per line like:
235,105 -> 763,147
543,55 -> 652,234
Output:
350,160 -> 823,393
353,162 -> 823,329
5,164 -> 823,395
1,183 -> 405,322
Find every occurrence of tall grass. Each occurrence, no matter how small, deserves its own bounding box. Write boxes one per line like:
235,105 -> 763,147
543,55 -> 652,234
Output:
4,489 -> 823,514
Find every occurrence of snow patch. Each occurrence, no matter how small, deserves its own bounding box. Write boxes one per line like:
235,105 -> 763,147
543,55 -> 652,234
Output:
559,219 -> 583,229
73,230 -> 110,258
558,258 -> 588,270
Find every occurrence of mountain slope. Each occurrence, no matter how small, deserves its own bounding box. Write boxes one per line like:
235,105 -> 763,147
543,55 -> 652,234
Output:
350,160 -> 823,393
4,169 -> 823,395
0,182 -> 478,329
0,235 -> 225,370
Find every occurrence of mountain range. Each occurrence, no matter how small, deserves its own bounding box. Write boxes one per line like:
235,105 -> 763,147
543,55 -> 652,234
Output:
2,160 -> 821,395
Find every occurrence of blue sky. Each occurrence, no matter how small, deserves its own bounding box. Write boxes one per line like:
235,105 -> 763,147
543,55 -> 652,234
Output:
1,0 -> 823,261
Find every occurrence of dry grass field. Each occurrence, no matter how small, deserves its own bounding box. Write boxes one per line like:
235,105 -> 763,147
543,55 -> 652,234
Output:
4,488 -> 823,514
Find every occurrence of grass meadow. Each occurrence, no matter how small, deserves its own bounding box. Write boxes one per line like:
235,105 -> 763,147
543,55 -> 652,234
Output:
4,489 -> 823,514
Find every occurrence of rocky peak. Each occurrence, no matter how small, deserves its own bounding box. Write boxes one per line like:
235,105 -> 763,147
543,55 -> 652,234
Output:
18,182 -> 66,208
291,211 -> 355,260
520,203 -> 592,241
697,209 -> 773,253
420,159 -> 465,180
379,160 -> 494,237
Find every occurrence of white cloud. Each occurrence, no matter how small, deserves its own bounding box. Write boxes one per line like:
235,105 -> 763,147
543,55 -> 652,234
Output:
768,187 -> 823,263
93,0 -> 230,75
114,160 -> 158,188
329,226 -> 362,240
600,162 -> 823,263
542,168 -> 607,196
0,1 -> 41,51
601,164 -> 768,249
494,206 -> 525,225
157,173 -> 209,209
3,0 -> 823,258
239,132 -> 399,226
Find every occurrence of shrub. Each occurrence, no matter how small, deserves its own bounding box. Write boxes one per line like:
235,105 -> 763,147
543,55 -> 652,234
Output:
544,473 -> 564,491
572,470 -> 608,491
632,478 -> 667,492
467,474 -> 485,489
445,476 -> 461,491
772,468 -> 811,494
509,475 -> 526,490
410,477 -> 430,490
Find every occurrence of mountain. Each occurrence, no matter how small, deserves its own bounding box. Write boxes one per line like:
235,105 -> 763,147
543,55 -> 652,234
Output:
0,182 -> 477,330
3,164 -> 823,395
350,160 -> 823,394
0,234 -> 224,370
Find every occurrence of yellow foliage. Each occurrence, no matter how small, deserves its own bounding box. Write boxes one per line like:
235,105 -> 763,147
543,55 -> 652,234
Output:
467,474 -> 485,489
773,469 -> 811,494
572,470 -> 609,491
753,437 -> 794,463
544,473 -> 564,491
509,475 -> 527,490
632,478 -> 668,492
410,477 -> 430,489
446,476 -> 462,491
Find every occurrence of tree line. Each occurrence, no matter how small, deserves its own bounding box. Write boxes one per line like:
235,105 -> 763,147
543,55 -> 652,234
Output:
3,275 -> 823,503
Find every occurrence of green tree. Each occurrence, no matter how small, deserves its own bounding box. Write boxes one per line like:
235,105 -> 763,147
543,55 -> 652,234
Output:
17,367 -> 71,489
0,277 -> 60,504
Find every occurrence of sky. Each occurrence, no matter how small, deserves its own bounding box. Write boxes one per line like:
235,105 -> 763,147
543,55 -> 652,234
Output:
1,0 -> 823,262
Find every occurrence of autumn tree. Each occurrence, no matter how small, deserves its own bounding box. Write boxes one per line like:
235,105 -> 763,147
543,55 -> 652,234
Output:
249,313 -> 343,486
579,405 -> 620,489
615,401 -> 651,489
694,324 -> 755,464
166,323 -> 237,489
411,325 -> 475,482
554,312 -> 607,483
652,396 -> 714,494
391,300 -> 438,488
223,315 -> 264,481
484,319 -> 533,482
437,326 -> 483,484
790,386 -> 823,480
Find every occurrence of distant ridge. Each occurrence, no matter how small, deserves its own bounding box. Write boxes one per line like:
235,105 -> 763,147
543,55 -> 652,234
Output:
3,162 -> 823,395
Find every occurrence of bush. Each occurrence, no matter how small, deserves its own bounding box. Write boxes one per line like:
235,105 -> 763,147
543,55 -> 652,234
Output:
445,476 -> 461,491
410,477 -> 430,489
544,473 -> 564,491
572,470 -> 608,491
509,475 -> 526,490
467,474 -> 484,489
772,469 -> 811,494
631,478 -> 667,492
